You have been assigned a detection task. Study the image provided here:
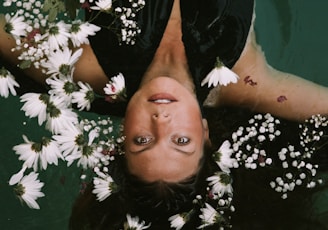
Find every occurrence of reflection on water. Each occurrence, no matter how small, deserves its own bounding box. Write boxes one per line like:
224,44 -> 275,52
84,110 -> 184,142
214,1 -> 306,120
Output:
256,0 -> 328,86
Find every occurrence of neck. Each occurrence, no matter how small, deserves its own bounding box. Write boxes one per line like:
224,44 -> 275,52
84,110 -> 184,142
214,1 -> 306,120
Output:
140,0 -> 195,95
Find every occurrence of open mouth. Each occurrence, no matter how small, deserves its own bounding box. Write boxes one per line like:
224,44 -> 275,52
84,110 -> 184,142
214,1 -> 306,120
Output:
148,93 -> 177,104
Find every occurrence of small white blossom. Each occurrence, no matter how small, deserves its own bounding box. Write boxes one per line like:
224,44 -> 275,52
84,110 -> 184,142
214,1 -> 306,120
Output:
168,213 -> 188,230
70,20 -> 101,47
104,73 -> 126,102
198,203 -> 221,229
41,47 -> 83,77
10,171 -> 45,209
207,172 -> 233,197
92,173 -> 117,201
13,135 -> 62,171
201,59 -> 239,88
45,99 -> 78,134
53,123 -> 84,157
0,67 -> 20,98
212,140 -> 238,173
46,73 -> 77,105
124,214 -> 151,230
41,21 -> 71,51
20,93 -> 48,126
4,12 -> 28,38
91,0 -> 113,11
71,81 -> 94,111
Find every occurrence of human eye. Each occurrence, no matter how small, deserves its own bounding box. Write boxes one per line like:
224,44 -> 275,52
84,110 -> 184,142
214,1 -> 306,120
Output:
133,136 -> 153,145
172,136 -> 190,146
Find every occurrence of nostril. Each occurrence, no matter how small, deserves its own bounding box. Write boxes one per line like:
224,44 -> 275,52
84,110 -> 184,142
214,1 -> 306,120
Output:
152,113 -> 170,119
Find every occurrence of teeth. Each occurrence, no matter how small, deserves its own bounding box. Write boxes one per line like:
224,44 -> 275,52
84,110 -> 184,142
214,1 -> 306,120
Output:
153,99 -> 171,103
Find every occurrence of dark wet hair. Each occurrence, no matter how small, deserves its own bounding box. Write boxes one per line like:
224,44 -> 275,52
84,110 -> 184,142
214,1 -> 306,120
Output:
69,144 -> 219,230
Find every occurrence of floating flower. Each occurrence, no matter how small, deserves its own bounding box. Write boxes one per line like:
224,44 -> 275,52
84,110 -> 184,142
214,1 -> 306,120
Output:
20,93 -> 49,126
4,12 -> 28,38
13,135 -> 63,171
41,137 -> 64,167
46,73 -> 77,104
92,173 -> 118,201
41,47 -> 83,77
52,123 -> 84,157
124,214 -> 151,230
45,97 -> 78,134
66,143 -> 102,169
212,140 -> 238,173
70,20 -> 101,47
201,58 -> 239,88
10,171 -> 45,209
168,213 -> 189,230
198,203 -> 221,229
71,81 -> 95,111
104,73 -> 126,102
207,172 -> 233,198
42,21 -> 71,51
90,0 -> 113,11
0,67 -> 19,98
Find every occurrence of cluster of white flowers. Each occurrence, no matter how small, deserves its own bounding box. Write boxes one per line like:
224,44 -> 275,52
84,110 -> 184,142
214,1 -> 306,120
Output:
2,0 -> 95,68
230,113 -> 281,170
115,0 -> 145,45
2,3 -> 128,206
226,113 -> 327,199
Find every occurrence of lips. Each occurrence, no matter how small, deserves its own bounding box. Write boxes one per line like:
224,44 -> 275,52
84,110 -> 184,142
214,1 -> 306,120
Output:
148,93 -> 177,104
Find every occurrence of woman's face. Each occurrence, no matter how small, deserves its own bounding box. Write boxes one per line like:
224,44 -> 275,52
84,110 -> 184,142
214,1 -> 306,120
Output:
123,77 -> 209,183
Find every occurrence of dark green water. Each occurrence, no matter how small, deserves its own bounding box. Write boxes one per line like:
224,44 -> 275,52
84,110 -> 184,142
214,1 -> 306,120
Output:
1,1 -> 328,229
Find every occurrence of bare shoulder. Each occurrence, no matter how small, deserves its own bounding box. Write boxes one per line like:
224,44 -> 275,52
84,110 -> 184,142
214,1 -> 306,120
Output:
73,44 -> 109,93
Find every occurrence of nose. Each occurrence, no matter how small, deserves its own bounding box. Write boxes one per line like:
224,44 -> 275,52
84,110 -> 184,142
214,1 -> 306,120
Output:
152,112 -> 171,123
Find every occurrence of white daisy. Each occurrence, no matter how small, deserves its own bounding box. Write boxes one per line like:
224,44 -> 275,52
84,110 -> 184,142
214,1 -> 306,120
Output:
41,137 -> 64,167
11,171 -> 45,209
168,213 -> 188,230
65,139 -> 102,169
4,12 -> 28,38
20,93 -> 49,126
46,73 -> 77,104
42,21 -> 71,51
124,214 -> 151,230
207,172 -> 233,198
52,123 -> 85,157
71,81 -> 94,111
213,140 -> 238,173
201,59 -> 239,88
46,106 -> 78,134
198,203 -> 221,229
104,73 -> 126,101
0,67 -> 20,98
41,47 -> 83,77
90,0 -> 113,11
92,173 -> 117,201
13,135 -> 42,171
13,135 -> 62,171
70,20 -> 101,47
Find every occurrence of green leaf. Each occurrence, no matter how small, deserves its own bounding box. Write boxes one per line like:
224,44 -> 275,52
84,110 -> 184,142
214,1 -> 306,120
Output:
48,8 -> 59,22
